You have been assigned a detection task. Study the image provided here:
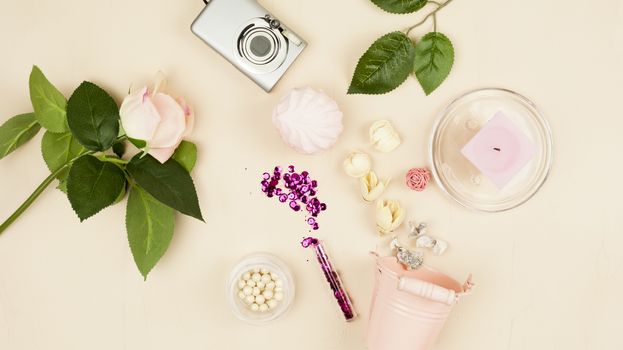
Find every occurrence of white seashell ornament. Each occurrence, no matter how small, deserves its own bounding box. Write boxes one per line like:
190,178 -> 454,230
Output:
272,87 -> 344,155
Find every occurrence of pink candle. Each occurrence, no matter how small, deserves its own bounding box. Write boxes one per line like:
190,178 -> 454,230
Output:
461,111 -> 536,189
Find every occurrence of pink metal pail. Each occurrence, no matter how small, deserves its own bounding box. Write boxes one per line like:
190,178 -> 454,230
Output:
366,254 -> 473,350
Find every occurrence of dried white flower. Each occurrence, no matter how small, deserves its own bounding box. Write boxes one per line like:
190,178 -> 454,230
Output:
369,120 -> 401,152
360,171 -> 390,202
375,199 -> 405,235
343,151 -> 371,178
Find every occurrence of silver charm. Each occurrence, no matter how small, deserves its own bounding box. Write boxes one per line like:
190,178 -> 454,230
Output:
391,237 -> 424,270
408,221 -> 449,256
408,221 -> 428,238
432,240 -> 448,255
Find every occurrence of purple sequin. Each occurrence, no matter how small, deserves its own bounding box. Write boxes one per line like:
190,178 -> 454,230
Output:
260,165 -> 326,230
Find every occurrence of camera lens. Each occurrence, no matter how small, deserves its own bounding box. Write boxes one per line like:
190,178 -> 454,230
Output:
236,18 -> 289,74
249,35 -> 272,58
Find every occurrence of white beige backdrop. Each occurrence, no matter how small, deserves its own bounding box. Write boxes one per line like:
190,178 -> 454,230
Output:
1,0 -> 622,349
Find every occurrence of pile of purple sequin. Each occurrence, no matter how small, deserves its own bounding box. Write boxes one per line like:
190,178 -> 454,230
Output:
261,165 -> 326,230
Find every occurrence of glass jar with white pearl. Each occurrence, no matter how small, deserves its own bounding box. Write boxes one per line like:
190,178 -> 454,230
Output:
226,252 -> 295,325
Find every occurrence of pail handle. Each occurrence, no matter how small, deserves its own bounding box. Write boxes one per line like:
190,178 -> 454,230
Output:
398,274 -> 474,306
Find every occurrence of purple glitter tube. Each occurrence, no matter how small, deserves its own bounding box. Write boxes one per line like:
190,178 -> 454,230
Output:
302,237 -> 357,321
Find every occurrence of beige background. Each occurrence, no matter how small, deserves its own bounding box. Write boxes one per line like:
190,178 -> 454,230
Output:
1,0 -> 622,349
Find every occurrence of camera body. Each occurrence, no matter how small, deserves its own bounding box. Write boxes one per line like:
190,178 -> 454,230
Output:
191,0 -> 306,92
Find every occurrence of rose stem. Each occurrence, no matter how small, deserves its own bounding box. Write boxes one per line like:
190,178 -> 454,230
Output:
0,151 -> 95,235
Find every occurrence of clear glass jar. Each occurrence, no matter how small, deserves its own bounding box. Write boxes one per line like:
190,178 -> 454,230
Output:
226,252 -> 295,325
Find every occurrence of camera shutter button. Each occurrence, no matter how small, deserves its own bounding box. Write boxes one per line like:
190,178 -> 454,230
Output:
270,19 -> 281,29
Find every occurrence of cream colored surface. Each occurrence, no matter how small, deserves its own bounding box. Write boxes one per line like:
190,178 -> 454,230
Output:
0,0 -> 622,349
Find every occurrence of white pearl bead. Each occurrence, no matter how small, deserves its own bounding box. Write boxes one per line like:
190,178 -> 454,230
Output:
259,303 -> 269,312
243,286 -> 253,296
263,290 -> 273,300
238,291 -> 245,299
246,280 -> 256,287
270,272 -> 278,280
256,281 -> 266,290
251,303 -> 259,312
260,267 -> 269,275
252,287 -> 261,296
275,279 -> 283,287
238,280 -> 246,289
255,295 -> 266,305
274,292 -> 284,301
252,273 -> 262,282
261,274 -> 271,284
266,282 -> 276,290
242,272 -> 251,281
267,299 -> 278,309
245,295 -> 254,305
274,287 -> 283,293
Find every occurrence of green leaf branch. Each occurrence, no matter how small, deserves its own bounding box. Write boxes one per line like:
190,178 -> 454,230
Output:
0,66 -> 202,279
348,0 -> 456,96
405,0 -> 454,36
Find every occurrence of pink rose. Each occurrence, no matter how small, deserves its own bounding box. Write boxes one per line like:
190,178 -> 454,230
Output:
405,168 -> 431,192
119,73 -> 194,163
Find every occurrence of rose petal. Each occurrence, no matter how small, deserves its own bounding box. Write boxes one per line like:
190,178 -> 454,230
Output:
149,93 -> 187,148
177,97 -> 195,137
152,71 -> 167,95
148,145 -> 178,164
119,87 -> 161,141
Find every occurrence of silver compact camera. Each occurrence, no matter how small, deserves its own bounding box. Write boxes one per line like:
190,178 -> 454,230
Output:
191,0 -> 306,92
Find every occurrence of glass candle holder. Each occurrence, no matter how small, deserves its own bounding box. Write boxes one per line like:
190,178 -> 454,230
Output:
429,88 -> 553,212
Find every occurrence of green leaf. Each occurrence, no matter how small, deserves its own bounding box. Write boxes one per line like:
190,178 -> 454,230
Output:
57,179 -> 68,194
112,141 -> 126,158
113,182 -> 127,204
0,113 -> 41,160
126,185 -> 175,279
67,155 -> 126,221
126,154 -> 203,221
128,137 -> 146,149
41,131 -> 87,181
414,32 -> 455,95
29,66 -> 68,133
370,0 -> 427,14
172,141 -> 197,172
61,175 -> 125,198
348,32 -> 416,95
67,82 -> 119,151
